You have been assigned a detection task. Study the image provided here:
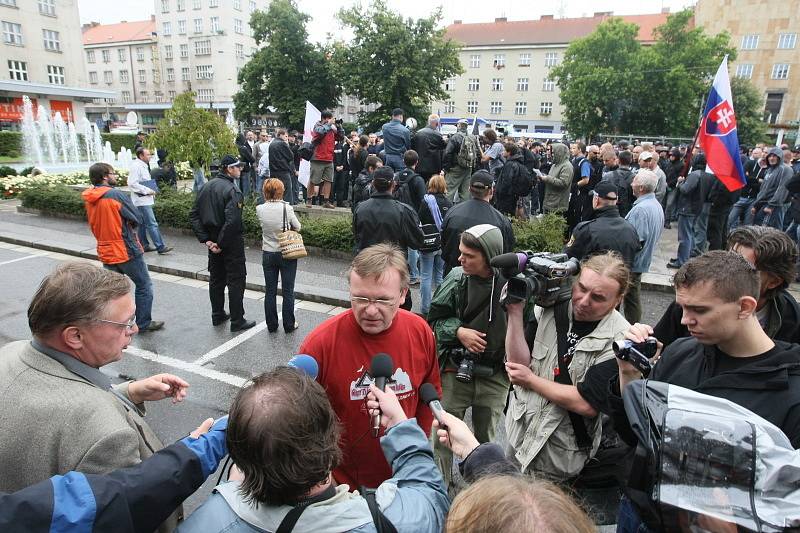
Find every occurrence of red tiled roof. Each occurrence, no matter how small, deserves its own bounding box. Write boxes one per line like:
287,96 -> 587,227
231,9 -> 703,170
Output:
82,19 -> 155,46
445,13 -> 669,47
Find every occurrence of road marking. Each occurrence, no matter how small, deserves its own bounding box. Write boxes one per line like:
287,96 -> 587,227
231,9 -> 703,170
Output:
193,321 -> 271,366
125,346 -> 247,388
0,253 -> 49,267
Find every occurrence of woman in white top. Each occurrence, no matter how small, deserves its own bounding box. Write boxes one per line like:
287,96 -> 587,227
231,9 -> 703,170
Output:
256,178 -> 301,333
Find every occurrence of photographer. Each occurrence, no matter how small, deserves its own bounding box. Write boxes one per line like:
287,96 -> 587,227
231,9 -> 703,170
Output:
309,111 -> 343,209
504,252 -> 631,481
427,224 -> 535,492
611,251 -> 800,532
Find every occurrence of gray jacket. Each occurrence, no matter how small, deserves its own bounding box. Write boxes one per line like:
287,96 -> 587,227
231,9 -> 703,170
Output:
755,147 -> 794,207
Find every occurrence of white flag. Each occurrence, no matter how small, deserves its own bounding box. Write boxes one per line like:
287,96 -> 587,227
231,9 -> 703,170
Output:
299,101 -> 321,188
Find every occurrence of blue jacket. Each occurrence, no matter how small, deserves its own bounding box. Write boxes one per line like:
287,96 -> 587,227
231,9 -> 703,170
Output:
625,193 -> 665,273
177,419 -> 449,533
381,119 -> 411,156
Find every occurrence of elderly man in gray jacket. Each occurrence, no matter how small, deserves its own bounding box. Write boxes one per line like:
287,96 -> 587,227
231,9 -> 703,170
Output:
0,262 -> 189,533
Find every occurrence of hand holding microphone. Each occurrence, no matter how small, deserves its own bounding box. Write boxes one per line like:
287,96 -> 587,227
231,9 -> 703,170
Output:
369,353 -> 394,437
366,384 -> 407,431
433,412 -> 480,460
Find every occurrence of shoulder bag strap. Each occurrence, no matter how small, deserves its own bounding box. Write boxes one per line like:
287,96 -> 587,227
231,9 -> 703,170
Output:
553,301 -> 592,449
360,486 -> 399,533
275,505 -> 307,533
282,202 -> 288,232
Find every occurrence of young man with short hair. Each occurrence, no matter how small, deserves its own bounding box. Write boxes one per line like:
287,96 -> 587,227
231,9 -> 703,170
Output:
309,111 -> 343,209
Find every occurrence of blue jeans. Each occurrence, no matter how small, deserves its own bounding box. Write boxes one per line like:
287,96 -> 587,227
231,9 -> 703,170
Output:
754,204 -> 786,230
239,170 -> 252,197
105,255 -> 153,328
663,188 -> 679,222
384,153 -> 405,172
728,196 -> 755,230
255,173 -> 268,204
192,167 -> 206,191
137,205 -> 166,251
420,250 -> 444,314
786,221 -> 800,245
691,203 -> 710,256
408,247 -> 420,282
616,496 -> 655,533
262,251 -> 297,332
676,213 -> 696,265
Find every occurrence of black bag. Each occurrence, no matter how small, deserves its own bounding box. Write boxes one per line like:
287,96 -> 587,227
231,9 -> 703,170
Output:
298,142 -> 314,161
419,223 -> 441,252
393,179 -> 414,207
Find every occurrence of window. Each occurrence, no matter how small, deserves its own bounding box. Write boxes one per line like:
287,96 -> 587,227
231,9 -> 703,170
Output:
136,47 -> 144,61
544,52 -> 558,67
234,19 -> 243,34
42,29 -> 60,51
444,78 -> 455,91
196,64 -> 213,79
161,0 -> 169,13
209,0 -> 218,7
162,22 -> 171,36
493,54 -> 505,68
778,33 -> 797,49
122,90 -> 131,102
0,0 -> 17,6
543,78 -> 555,91
491,78 -> 503,91
210,16 -> 220,33
103,70 -> 112,84
233,0 -> 241,9
765,93 -> 784,124
181,66 -> 189,80
197,88 -> 214,101
119,69 -> 129,82
98,49 -> 110,63
444,101 -> 455,113
741,34 -> 759,50
138,69 -> 146,83
193,0 -> 200,8
235,43 -> 244,58
540,101 -> 553,115
467,100 -> 478,114
772,63 -> 790,80
515,101 -> 527,115
166,67 -> 175,81
140,91 -> 148,101
164,44 -> 173,59
178,20 -> 186,34
38,0 -> 55,16
179,43 -> 188,58
151,68 -> 158,81
88,71 -> 98,84
168,90 -> 176,99
118,48 -> 126,62
469,54 -> 480,68
155,91 -> 163,102
519,53 -> 531,66
87,50 -> 95,63
467,78 -> 479,91
3,22 -> 23,45
176,0 -> 185,10
195,39 -> 210,55
47,64 -> 64,85
249,0 -> 256,12
489,101 -> 502,115
735,64 -> 753,79
7,59 -> 26,80
516,77 -> 528,91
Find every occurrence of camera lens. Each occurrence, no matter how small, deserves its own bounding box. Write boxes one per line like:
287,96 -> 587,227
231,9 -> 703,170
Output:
456,357 -> 474,384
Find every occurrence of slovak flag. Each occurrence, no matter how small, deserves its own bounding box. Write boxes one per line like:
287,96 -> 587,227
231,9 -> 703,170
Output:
697,56 -> 746,192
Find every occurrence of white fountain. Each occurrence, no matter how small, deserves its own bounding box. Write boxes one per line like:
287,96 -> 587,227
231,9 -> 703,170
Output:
225,108 -> 238,135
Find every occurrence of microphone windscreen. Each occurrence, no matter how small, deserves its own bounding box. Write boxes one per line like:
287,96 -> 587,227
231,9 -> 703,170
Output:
370,353 -> 394,379
490,252 -> 528,274
419,383 -> 440,405
287,354 -> 319,379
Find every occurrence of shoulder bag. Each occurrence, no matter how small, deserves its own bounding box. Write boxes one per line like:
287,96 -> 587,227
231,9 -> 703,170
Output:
278,203 -> 307,260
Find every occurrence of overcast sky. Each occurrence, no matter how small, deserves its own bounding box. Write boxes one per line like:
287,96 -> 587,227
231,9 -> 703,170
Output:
78,0 -> 696,43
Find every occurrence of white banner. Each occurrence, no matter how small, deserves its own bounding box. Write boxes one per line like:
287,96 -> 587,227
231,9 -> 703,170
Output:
299,101 -> 321,187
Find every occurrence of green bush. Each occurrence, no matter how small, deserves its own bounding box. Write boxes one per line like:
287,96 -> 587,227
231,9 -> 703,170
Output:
101,133 -> 137,154
512,214 -> 566,253
19,166 -> 35,176
20,185 -> 86,216
0,131 -> 21,157
0,165 -> 17,177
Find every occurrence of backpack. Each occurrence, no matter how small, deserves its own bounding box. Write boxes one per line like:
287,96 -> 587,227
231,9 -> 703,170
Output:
456,133 -> 479,169
352,172 -> 374,207
298,142 -> 314,161
393,176 -> 414,207
511,164 -> 534,197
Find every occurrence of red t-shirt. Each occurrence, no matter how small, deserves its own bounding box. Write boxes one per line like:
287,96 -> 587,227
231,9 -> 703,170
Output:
298,309 -> 441,489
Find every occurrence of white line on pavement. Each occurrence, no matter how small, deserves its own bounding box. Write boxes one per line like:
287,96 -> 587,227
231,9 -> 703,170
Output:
0,254 -> 48,267
125,345 -> 246,388
192,321 -> 270,366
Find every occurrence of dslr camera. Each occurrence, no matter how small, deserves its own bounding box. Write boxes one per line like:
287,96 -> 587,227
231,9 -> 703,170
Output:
491,251 -> 580,308
450,347 -> 478,383
612,337 -> 658,377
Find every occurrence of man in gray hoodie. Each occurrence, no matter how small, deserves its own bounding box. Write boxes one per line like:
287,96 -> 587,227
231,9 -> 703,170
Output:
541,143 -> 572,214
751,146 -> 794,229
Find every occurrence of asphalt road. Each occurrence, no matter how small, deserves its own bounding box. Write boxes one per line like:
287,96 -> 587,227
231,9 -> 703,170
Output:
0,241 -> 676,518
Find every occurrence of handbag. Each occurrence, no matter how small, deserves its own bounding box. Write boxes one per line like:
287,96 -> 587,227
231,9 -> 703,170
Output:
278,203 -> 307,259
418,194 -> 443,253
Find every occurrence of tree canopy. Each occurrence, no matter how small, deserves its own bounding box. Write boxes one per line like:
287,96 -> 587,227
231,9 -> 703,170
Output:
730,76 -> 767,147
233,0 -> 339,130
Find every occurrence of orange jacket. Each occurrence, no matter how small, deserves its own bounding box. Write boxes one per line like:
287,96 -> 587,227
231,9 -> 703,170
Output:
82,186 -> 143,264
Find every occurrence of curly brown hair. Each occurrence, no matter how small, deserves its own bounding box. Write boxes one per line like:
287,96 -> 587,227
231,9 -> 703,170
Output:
727,225 -> 797,295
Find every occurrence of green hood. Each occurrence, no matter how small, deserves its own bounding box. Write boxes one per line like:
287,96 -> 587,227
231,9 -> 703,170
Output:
464,224 -> 504,263
551,143 -> 569,165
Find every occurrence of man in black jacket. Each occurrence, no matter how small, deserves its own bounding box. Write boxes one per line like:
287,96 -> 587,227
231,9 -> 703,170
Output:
412,114 -> 447,181
268,128 -> 295,203
565,181 -> 641,267
189,155 -> 256,332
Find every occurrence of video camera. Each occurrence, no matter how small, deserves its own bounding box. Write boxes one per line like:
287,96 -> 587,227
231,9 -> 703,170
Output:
491,251 -> 580,307
612,338 -> 658,377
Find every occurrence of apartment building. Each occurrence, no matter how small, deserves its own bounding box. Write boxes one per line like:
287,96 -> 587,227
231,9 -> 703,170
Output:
695,0 -> 800,143
0,0 -> 113,130
435,12 -> 668,135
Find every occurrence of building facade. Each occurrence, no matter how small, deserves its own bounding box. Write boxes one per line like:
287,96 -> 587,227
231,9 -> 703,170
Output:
0,0 -> 113,130
435,12 -> 668,135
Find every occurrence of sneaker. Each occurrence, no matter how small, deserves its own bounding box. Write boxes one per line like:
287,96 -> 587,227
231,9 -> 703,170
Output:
322,201 -> 335,209
230,319 -> 256,332
157,246 -> 173,255
212,313 -> 230,326
139,320 -> 164,332
143,246 -> 156,253
666,260 -> 681,269
285,321 -> 299,333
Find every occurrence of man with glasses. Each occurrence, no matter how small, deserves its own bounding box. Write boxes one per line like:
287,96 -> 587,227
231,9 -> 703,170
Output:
298,244 -> 441,489
0,262 -> 189,532
83,162 -> 164,331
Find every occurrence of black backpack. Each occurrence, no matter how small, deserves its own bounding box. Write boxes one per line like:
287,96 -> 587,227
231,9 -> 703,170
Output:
393,178 -> 414,207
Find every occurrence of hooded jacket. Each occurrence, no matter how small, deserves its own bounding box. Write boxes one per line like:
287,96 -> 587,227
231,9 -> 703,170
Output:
82,185 -> 143,265
542,143 -> 572,213
754,147 -> 794,208
494,152 -> 529,215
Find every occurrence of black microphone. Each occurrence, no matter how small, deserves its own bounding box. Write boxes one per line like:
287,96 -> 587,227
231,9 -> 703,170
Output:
370,353 -> 394,437
490,252 -> 528,275
419,383 -> 447,431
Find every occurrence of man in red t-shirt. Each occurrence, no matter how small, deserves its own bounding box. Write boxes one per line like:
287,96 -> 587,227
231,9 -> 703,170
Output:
299,243 -> 441,489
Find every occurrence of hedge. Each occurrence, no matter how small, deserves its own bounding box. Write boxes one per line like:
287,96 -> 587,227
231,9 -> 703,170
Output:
0,132 -> 138,159
18,186 -> 566,255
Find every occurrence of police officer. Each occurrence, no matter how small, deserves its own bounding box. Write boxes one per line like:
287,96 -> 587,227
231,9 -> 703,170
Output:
565,181 -> 641,267
190,155 -> 256,332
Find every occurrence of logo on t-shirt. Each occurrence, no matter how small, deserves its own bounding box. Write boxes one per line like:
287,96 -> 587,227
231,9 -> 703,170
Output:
350,367 -> 413,401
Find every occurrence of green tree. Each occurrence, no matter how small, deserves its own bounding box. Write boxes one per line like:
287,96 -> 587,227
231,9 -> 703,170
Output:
730,76 -> 767,147
233,0 -> 339,130
332,2 -> 463,132
148,92 -> 236,171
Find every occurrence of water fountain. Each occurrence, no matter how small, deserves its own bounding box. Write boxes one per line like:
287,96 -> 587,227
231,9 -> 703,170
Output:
225,108 -> 238,135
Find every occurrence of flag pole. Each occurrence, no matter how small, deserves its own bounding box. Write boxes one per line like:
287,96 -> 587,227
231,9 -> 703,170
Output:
680,92 -> 707,178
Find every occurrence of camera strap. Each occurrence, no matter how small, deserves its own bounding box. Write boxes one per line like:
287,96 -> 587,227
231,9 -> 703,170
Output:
553,300 -> 592,449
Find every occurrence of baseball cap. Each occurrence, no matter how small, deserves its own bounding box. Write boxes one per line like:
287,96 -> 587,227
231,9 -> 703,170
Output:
639,151 -> 654,161
220,155 -> 243,168
372,166 -> 394,185
593,181 -> 618,200
457,118 -> 469,126
470,170 -> 494,190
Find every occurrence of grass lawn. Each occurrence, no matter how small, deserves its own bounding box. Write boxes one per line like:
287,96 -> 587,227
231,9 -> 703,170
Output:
0,156 -> 22,164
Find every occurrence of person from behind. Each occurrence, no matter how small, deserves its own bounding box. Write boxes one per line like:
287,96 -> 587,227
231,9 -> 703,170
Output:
412,114 -> 447,181
256,178 -> 301,334
381,108 -> 411,172
493,142 -> 531,218
417,174 -> 453,316
351,154 -> 382,214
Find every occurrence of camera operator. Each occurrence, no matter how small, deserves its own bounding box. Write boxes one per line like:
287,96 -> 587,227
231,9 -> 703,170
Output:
610,250 -> 800,532
504,252 -> 631,482
427,224 -> 535,492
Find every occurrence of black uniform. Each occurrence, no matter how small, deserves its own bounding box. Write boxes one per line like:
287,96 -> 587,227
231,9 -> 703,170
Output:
411,126 -> 447,180
189,172 -> 247,325
565,205 -> 641,267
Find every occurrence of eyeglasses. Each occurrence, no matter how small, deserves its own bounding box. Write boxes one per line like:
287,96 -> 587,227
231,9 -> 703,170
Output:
350,296 -> 397,308
96,316 -> 137,331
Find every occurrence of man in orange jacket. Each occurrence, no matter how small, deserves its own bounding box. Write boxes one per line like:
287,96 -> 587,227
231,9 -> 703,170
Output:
82,162 -> 164,332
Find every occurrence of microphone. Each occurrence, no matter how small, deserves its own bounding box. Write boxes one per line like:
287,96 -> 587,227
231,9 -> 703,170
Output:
490,252 -> 529,275
370,353 -> 394,437
419,383 -> 447,431
287,354 -> 319,379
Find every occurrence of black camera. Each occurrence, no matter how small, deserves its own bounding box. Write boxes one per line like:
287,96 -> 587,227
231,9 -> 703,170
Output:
335,118 -> 344,125
491,251 -> 580,308
451,347 -> 477,383
612,337 -> 658,377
